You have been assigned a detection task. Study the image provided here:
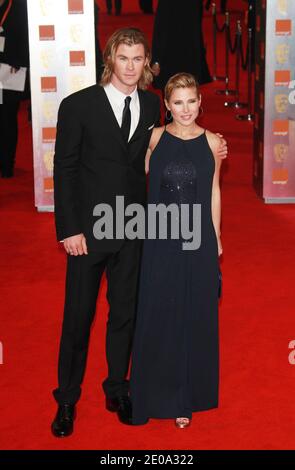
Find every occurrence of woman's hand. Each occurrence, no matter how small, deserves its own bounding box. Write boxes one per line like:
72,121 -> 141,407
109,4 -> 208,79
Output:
217,237 -> 223,256
216,134 -> 228,160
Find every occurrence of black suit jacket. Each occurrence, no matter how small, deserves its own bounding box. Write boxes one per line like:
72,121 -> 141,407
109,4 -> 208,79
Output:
54,84 -> 161,251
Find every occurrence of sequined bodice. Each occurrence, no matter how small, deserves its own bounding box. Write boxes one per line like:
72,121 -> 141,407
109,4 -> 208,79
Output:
160,159 -> 197,206
148,129 -> 216,251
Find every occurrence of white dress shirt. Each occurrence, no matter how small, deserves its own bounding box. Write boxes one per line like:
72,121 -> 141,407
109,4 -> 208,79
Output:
104,82 -> 140,141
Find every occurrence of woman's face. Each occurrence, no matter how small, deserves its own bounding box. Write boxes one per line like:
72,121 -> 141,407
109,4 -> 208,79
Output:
166,87 -> 201,126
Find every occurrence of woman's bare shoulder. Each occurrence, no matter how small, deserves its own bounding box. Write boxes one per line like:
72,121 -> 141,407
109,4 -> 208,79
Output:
150,125 -> 166,150
205,129 -> 222,148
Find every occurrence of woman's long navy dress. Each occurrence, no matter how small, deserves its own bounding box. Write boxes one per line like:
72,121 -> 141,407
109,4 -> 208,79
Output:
130,130 -> 219,424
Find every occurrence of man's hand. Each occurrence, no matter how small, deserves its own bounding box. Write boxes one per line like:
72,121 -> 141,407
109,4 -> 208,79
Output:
64,234 -> 88,256
10,67 -> 20,74
216,133 -> 228,160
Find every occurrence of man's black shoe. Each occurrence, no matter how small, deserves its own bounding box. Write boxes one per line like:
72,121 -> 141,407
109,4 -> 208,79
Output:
51,404 -> 76,438
106,396 -> 132,425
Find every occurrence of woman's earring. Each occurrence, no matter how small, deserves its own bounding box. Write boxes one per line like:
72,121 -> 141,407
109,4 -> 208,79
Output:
199,106 -> 204,117
165,110 -> 173,121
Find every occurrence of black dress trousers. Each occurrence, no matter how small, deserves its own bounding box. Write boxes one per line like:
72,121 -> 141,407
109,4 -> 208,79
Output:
53,238 -> 142,405
0,90 -> 21,175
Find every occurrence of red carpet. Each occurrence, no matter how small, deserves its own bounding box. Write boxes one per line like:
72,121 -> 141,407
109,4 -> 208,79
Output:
1,0 -> 295,450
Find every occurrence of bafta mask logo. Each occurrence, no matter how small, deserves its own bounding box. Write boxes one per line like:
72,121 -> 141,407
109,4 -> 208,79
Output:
276,44 -> 290,64
70,24 -> 83,43
70,75 -> 86,93
39,0 -> 54,17
42,101 -> 56,121
40,49 -> 54,69
43,150 -> 55,172
277,0 -> 287,15
274,144 -> 289,162
275,94 -> 289,113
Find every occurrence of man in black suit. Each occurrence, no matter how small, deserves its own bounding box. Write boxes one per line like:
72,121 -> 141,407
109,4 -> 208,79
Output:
51,28 -> 161,437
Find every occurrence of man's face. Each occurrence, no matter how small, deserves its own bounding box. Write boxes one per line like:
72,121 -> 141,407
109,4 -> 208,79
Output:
112,43 -> 147,89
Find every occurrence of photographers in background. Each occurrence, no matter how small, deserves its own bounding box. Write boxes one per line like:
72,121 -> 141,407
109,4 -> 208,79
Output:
0,0 -> 29,178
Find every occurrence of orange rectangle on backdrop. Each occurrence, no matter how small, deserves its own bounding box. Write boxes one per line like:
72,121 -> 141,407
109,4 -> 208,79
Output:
42,128 -> 57,143
273,120 -> 289,135
44,177 -> 54,192
69,50 -> 85,66
275,70 -> 291,86
41,77 -> 57,92
276,20 -> 292,35
39,25 -> 55,41
272,169 -> 288,183
68,0 -> 84,14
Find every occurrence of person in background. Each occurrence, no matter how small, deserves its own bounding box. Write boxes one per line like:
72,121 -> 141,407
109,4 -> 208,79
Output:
0,0 -> 29,178
244,0 -> 256,69
151,0 -> 211,92
205,0 -> 227,13
139,0 -> 153,14
105,0 -> 122,15
94,1 -> 104,82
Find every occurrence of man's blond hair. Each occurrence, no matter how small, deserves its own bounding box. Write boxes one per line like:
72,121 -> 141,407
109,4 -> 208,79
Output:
100,28 -> 153,90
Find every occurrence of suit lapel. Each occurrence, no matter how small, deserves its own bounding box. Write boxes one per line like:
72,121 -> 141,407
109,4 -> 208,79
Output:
129,89 -> 146,145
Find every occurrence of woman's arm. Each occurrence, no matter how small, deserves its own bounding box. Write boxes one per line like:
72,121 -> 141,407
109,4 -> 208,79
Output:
206,131 -> 223,256
145,126 -> 165,174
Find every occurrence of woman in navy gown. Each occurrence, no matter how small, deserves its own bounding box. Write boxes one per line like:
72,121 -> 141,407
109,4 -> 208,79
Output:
130,73 -> 223,428
151,0 -> 212,90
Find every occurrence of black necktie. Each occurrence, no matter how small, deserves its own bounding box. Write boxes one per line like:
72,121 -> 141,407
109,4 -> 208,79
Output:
121,96 -> 131,142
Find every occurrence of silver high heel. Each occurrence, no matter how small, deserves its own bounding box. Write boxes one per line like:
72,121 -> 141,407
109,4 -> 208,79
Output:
175,417 -> 191,428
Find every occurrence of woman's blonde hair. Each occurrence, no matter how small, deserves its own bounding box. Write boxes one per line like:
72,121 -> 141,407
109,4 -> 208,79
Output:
164,73 -> 200,102
100,28 -> 153,90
